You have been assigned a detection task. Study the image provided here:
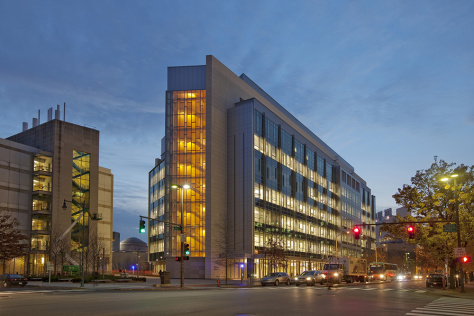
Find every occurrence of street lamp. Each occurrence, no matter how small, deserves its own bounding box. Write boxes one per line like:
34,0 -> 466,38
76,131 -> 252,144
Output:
171,183 -> 190,289
440,174 -> 465,293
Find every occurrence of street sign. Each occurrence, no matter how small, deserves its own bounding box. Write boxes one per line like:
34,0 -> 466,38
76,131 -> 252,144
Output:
180,234 -> 186,242
173,226 -> 181,231
454,247 -> 466,258
443,224 -> 457,232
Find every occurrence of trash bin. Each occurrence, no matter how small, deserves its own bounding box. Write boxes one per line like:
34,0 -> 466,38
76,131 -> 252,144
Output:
160,271 -> 170,284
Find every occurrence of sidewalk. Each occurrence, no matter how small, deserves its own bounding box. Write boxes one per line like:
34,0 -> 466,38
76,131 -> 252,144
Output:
25,276 -> 257,291
24,277 -> 474,299
427,280 -> 474,299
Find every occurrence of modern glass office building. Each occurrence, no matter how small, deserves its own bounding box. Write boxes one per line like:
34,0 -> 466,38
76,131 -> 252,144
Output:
149,56 -> 375,279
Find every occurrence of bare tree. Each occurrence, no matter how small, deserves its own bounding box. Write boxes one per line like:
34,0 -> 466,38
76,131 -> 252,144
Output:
49,231 -> 70,275
85,234 -> 106,276
0,208 -> 29,272
266,236 -> 287,273
214,217 -> 234,285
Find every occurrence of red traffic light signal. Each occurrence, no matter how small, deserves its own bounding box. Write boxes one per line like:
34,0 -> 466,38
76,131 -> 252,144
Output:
461,256 -> 471,264
353,227 -> 361,240
407,225 -> 415,239
175,256 -> 181,262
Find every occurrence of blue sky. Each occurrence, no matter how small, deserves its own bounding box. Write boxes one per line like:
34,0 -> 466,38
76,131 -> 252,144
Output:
1,1 -> 473,243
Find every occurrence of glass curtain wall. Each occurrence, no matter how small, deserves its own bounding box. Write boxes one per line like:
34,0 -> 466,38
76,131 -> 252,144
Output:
253,109 -> 341,277
71,150 -> 90,255
149,161 -> 166,265
168,90 -> 206,257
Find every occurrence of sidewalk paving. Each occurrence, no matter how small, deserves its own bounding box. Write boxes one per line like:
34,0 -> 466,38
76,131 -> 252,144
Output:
427,280 -> 474,299
24,277 -> 474,299
25,276 -> 256,291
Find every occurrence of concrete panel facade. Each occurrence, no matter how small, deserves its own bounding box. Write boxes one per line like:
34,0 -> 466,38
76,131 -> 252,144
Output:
2,118 -> 113,275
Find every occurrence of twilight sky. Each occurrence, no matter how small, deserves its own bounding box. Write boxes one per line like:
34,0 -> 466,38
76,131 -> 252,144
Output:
1,1 -> 473,243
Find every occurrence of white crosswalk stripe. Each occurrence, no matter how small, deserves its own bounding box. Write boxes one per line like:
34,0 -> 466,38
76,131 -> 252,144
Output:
406,297 -> 474,316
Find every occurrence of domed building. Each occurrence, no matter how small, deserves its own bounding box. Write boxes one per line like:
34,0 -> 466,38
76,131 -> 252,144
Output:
112,236 -> 149,274
120,237 -> 148,252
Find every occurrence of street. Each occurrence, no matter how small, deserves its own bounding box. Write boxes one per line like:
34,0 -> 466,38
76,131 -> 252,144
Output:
1,280 -> 473,315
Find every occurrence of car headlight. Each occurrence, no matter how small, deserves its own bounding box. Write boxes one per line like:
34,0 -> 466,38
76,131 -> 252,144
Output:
321,275 -> 326,279
306,277 -> 311,281
380,274 -> 384,279
295,277 -> 298,281
334,273 -> 338,277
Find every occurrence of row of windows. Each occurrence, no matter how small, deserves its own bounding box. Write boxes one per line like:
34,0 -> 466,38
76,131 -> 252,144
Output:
255,207 -> 337,236
255,151 -> 337,203
254,185 -> 337,221
341,170 -> 361,193
255,109 -> 334,178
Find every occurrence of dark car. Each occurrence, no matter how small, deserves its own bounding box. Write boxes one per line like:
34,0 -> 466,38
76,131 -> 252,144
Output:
295,270 -> 325,286
426,273 -> 445,288
0,274 -> 28,288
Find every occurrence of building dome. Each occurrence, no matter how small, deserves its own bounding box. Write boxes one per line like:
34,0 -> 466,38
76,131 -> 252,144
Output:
120,237 -> 148,252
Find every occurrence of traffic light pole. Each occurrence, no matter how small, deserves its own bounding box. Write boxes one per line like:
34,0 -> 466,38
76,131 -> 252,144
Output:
138,214 -> 185,288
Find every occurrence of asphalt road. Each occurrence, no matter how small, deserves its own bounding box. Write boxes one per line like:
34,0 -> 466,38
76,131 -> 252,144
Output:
1,280 -> 472,316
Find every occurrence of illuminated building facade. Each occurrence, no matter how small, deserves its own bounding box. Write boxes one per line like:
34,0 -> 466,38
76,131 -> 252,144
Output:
1,112 -> 113,276
149,56 -> 375,279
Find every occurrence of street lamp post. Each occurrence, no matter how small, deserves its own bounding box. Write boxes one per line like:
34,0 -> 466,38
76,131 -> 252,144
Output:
171,183 -> 190,289
441,174 -> 465,293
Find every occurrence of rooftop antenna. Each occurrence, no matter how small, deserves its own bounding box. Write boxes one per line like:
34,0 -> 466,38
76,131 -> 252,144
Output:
63,102 -> 66,121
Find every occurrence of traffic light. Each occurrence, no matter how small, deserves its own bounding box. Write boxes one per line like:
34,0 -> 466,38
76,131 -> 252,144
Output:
461,256 -> 471,264
175,256 -> 181,262
184,243 -> 190,260
353,226 -> 361,240
407,225 -> 415,239
139,219 -> 146,233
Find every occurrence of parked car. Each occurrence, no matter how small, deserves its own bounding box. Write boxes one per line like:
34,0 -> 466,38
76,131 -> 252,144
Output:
290,272 -> 306,284
261,272 -> 290,286
0,274 -> 28,288
426,273 -> 446,288
295,270 -> 325,286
